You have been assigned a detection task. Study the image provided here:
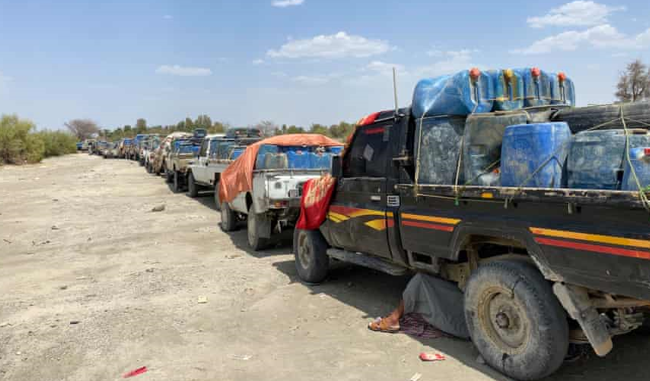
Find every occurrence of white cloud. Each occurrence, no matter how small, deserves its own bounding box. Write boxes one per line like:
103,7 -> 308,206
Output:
155,65 -> 212,76
364,61 -> 407,76
271,71 -> 288,78
512,24 -> 650,55
272,0 -> 304,7
267,31 -> 391,59
163,15 -> 173,20
292,75 -> 329,85
252,59 -> 265,65
414,49 -> 479,76
527,1 -> 625,28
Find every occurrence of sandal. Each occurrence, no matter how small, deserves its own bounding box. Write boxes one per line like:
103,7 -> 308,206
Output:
368,317 -> 400,333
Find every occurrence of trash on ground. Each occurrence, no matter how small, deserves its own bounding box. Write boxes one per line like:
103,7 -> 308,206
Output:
419,352 -> 446,362
151,204 -> 165,212
229,354 -> 252,361
409,373 -> 422,381
197,296 -> 208,304
123,366 -> 148,378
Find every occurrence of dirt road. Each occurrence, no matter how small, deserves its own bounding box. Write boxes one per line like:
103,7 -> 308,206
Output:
1,154 -> 649,381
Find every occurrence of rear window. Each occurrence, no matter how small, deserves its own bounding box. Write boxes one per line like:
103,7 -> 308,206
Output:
255,145 -> 343,170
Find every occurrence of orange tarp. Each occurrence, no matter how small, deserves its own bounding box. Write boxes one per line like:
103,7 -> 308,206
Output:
218,134 -> 343,204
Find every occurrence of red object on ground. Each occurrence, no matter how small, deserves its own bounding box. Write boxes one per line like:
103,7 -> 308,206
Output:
123,366 -> 148,378
296,174 -> 337,230
218,134 -> 343,204
419,352 -> 446,362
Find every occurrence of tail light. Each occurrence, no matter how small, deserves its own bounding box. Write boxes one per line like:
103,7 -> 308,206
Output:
644,148 -> 650,156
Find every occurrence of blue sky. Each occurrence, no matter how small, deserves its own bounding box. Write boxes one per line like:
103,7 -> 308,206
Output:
0,0 -> 649,130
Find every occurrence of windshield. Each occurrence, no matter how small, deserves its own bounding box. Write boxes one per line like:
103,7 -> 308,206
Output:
177,144 -> 199,154
255,145 -> 343,170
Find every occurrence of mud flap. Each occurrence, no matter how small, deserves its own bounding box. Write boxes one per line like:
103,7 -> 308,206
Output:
256,214 -> 272,239
553,283 -> 613,356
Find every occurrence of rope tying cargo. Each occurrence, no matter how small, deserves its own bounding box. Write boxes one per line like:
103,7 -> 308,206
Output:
620,105 -> 650,212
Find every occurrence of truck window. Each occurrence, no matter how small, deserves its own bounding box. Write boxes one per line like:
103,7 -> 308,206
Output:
343,124 -> 390,177
209,140 -> 219,158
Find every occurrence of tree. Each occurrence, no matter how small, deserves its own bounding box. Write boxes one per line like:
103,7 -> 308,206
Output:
185,117 -> 194,131
310,123 -> 330,136
135,118 -> 147,133
616,60 -> 650,102
257,120 -> 277,136
65,119 -> 99,140
195,115 -> 212,130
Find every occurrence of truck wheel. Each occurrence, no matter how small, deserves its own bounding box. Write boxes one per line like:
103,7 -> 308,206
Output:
247,212 -> 270,251
213,182 -> 221,211
220,202 -> 238,232
165,169 -> 173,183
146,162 -> 152,173
187,173 -> 199,198
464,260 -> 569,381
293,228 -> 329,284
172,171 -> 182,193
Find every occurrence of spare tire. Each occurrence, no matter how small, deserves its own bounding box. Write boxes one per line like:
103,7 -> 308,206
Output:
553,101 -> 650,133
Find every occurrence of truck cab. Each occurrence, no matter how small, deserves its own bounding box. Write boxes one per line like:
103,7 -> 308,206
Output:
187,135 -> 260,207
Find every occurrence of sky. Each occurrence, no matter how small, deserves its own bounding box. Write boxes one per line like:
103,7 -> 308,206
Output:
0,0 -> 649,131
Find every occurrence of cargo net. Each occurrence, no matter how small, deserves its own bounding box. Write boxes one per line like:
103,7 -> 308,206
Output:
415,103 -> 650,213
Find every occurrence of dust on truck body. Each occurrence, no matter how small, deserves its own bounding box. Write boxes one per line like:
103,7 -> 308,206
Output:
294,106 -> 650,381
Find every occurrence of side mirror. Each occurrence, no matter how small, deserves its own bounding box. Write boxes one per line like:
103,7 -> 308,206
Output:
331,155 -> 342,178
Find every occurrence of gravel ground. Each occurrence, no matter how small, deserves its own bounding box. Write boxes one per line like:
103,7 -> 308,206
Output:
0,153 -> 649,381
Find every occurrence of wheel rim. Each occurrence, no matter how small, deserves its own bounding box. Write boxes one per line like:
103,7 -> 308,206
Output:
477,286 -> 530,355
297,232 -> 311,269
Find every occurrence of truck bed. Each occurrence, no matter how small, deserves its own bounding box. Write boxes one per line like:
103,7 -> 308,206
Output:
395,183 -> 650,301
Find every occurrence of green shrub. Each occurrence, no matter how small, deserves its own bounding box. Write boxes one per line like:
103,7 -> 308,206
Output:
0,115 -> 43,164
0,115 -> 77,165
38,130 -> 77,157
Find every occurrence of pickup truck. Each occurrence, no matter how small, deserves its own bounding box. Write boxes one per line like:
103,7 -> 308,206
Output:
164,139 -> 201,192
150,132 -> 192,176
186,134 -> 258,207
143,136 -> 161,172
293,108 -> 650,380
220,138 -> 343,251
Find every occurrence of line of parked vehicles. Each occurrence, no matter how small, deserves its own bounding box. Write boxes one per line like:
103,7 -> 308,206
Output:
78,67 -> 650,381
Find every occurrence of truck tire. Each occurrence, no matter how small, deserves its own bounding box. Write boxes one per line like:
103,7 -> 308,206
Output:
247,212 -> 271,251
213,182 -> 221,211
146,162 -> 152,173
464,260 -> 569,381
220,202 -> 238,232
165,169 -> 173,183
187,173 -> 199,198
172,171 -> 182,193
293,228 -> 329,284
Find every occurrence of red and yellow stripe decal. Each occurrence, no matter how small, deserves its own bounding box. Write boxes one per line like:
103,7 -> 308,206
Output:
400,213 -> 461,233
327,205 -> 394,231
531,227 -> 650,260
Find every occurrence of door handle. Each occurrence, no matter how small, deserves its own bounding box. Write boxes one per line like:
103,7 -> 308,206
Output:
370,195 -> 381,202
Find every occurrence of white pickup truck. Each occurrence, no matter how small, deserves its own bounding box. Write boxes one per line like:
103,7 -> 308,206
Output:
186,135 -> 257,207
220,144 -> 343,250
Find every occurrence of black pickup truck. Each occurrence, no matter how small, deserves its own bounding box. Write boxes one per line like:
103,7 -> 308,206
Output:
293,108 -> 650,380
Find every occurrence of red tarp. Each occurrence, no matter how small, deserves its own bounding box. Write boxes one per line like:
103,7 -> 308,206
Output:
218,134 -> 343,204
295,174 -> 337,230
